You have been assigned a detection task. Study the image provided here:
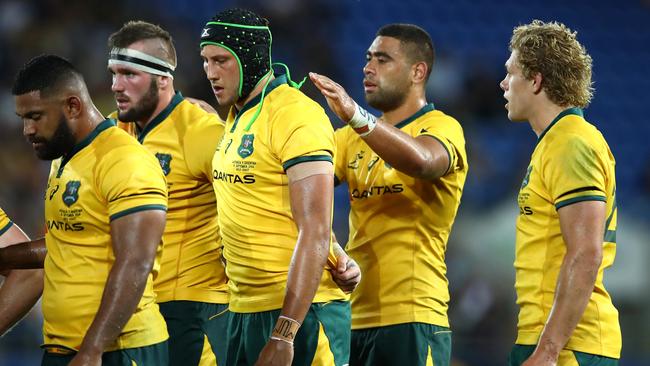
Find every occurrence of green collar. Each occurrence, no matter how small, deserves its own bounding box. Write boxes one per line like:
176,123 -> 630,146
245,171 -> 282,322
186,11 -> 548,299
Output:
537,107 -> 584,143
137,91 -> 184,143
230,75 -> 288,132
394,103 -> 436,129
57,119 -> 116,178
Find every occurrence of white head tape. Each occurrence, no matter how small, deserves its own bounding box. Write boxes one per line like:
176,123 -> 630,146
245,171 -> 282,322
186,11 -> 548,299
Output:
108,48 -> 175,78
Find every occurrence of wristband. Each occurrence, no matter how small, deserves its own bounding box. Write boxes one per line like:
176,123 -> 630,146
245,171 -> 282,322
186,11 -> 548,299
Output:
348,103 -> 377,137
271,316 -> 301,344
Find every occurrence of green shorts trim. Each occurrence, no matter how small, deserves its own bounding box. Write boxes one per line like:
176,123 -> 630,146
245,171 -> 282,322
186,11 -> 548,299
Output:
41,341 -> 168,366
159,300 -> 229,366
227,300 -> 350,366
508,344 -> 619,366
350,322 -> 451,366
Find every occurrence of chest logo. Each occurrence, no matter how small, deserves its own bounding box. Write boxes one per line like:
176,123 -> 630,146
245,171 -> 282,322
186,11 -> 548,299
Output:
368,156 -> 380,170
62,181 -> 81,207
155,153 -> 172,176
238,134 -> 255,158
520,165 -> 533,189
348,151 -> 365,169
48,184 -> 60,200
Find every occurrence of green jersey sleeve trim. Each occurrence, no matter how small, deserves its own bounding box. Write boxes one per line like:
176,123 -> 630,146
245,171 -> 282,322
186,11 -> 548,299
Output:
109,204 -> 167,222
555,195 -> 606,210
420,134 -> 453,175
0,221 -> 14,236
283,155 -> 333,172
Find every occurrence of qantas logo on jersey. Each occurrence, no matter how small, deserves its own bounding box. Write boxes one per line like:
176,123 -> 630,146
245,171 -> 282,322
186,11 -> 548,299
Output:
62,181 -> 81,207
212,169 -> 256,184
155,153 -> 172,176
46,220 -> 84,232
350,184 -> 403,200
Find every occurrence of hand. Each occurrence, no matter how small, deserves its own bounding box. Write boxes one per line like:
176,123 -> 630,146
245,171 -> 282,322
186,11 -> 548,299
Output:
309,72 -> 357,123
254,339 -> 294,366
67,349 -> 102,366
329,252 -> 361,294
185,97 -> 218,115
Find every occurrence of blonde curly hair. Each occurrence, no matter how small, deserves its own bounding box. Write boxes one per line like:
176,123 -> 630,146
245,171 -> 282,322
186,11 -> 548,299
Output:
510,20 -> 594,108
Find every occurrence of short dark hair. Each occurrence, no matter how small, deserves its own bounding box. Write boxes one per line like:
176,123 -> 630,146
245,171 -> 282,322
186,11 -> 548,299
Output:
377,24 -> 435,81
108,20 -> 177,67
12,54 -> 83,97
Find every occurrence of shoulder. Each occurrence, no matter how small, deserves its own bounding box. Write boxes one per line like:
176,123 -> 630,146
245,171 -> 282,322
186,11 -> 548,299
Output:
546,116 -> 606,151
269,85 -> 326,117
95,127 -> 155,163
418,109 -> 464,133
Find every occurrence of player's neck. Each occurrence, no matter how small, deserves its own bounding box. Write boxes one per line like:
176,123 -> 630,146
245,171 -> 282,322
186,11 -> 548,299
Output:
381,94 -> 427,126
235,73 -> 275,112
72,105 -> 107,145
527,101 -> 567,137
136,89 -> 175,130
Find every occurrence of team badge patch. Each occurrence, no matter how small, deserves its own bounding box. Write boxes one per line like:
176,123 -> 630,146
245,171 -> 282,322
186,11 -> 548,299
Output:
238,134 -> 255,158
62,181 -> 81,207
520,165 -> 533,189
155,153 -> 172,176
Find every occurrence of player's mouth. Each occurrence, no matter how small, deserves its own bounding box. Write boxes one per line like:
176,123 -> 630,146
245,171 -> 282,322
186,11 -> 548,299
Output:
115,96 -> 130,110
28,138 -> 46,150
363,80 -> 377,93
212,86 -> 224,97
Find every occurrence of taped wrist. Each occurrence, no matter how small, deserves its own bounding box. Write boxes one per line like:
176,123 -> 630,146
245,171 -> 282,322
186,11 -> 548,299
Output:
348,103 -> 378,137
270,316 -> 301,345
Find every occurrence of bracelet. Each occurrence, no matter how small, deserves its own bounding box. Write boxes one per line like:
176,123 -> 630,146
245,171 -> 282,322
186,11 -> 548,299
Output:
271,316 -> 301,344
348,103 -> 377,137
270,336 -> 294,345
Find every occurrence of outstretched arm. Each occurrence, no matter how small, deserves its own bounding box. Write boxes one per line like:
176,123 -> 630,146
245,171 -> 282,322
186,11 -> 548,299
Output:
69,209 -> 165,366
0,224 -> 43,336
310,72 -> 449,180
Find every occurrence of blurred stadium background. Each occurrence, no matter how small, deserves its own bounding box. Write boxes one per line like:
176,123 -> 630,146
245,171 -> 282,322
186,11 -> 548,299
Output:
0,0 -> 648,365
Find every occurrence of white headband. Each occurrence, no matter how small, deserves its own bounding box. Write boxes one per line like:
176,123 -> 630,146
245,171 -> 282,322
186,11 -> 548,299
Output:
108,47 -> 175,78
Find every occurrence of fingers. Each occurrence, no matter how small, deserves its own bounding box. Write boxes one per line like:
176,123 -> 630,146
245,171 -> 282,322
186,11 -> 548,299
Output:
336,254 -> 348,273
309,72 -> 340,94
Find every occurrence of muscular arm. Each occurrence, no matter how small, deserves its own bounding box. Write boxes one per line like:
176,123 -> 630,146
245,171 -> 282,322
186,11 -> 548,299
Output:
255,161 -> 333,365
0,224 -> 43,336
74,209 -> 165,360
524,200 -> 605,365
281,160 -> 333,323
310,72 -> 449,179
0,237 -> 46,270
361,123 -> 449,179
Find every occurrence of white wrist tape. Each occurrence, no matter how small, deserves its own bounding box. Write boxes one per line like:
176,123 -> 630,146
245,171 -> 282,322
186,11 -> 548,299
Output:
348,103 -> 377,137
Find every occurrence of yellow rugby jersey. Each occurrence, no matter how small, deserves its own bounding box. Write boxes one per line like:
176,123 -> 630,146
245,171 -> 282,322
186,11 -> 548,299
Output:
212,75 -> 346,313
113,92 -> 228,304
515,108 -> 621,358
0,207 -> 12,237
335,104 -> 468,329
42,120 -> 168,351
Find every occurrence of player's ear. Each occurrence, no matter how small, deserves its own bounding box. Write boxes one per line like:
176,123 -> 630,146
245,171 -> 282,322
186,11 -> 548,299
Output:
412,61 -> 427,84
157,75 -> 171,90
532,72 -> 543,94
63,95 -> 82,119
